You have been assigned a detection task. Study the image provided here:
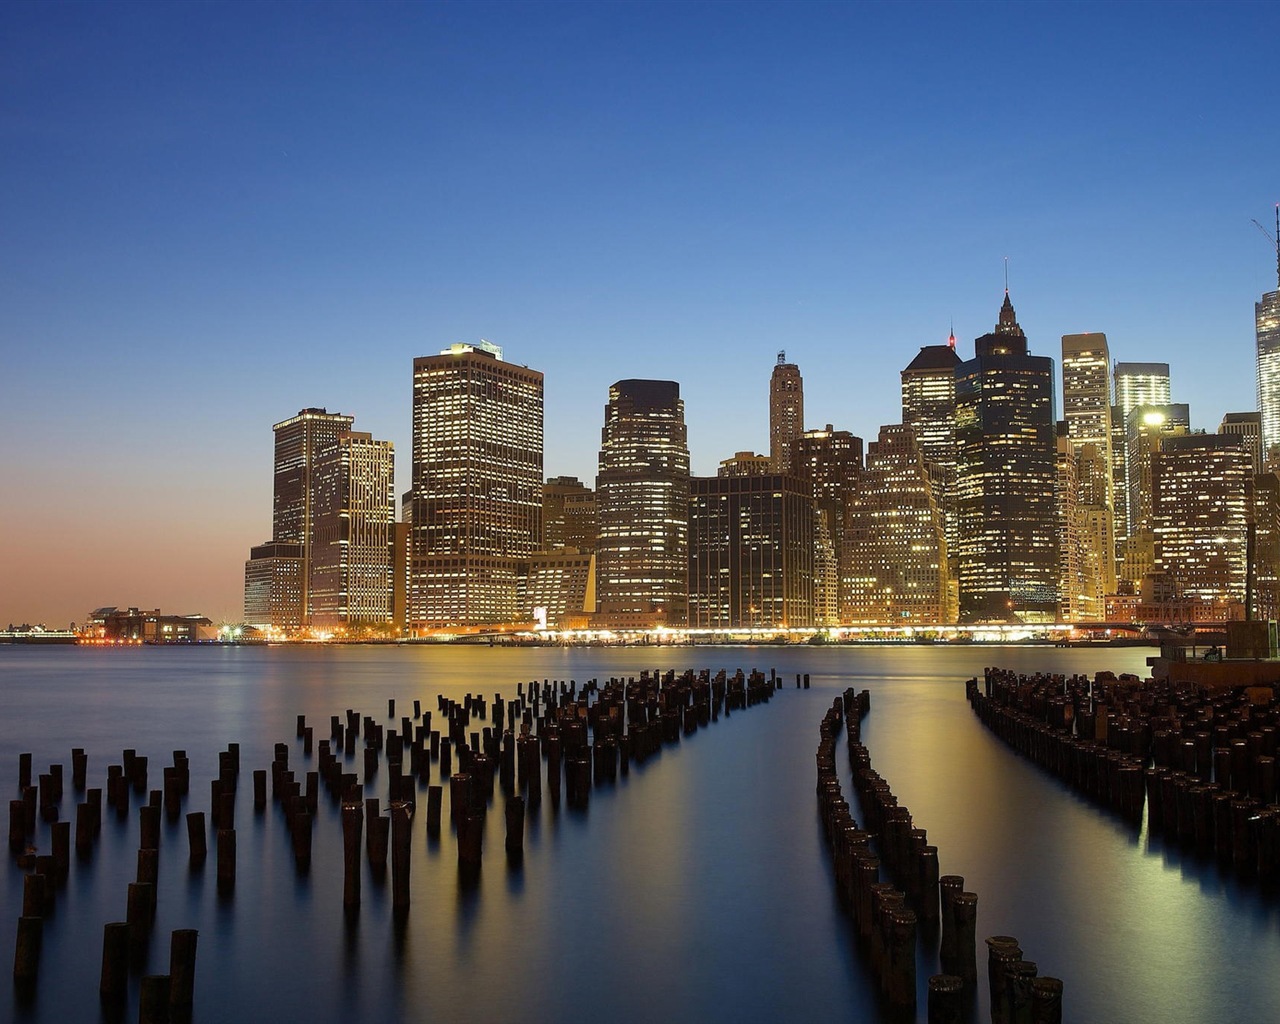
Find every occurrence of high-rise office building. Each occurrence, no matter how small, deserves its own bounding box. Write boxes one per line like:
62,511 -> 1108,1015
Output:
1111,362 -> 1171,561
954,291 -> 1058,623
243,541 -> 305,631
542,476 -> 598,551
309,432 -> 395,629
792,425 -> 863,625
843,424 -> 950,625
595,380 -> 690,627
1153,434 -> 1251,605
409,341 -> 544,628
271,407 -> 355,620
688,472 -> 815,629
1061,334 -> 1113,497
1256,220 -> 1280,463
901,334 -> 961,552
718,452 -> 773,477
769,352 -> 804,473
1220,412 -> 1264,476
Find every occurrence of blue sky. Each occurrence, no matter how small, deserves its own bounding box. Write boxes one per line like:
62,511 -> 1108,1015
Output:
3,1 -> 1278,624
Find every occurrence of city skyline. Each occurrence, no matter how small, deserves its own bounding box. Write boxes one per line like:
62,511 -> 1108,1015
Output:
4,3 -> 1279,625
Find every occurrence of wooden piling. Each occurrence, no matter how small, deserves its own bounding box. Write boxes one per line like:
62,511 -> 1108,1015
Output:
505,795 -> 525,855
100,920 -> 129,1001
391,803 -> 411,909
169,928 -> 198,1018
139,974 -> 171,1023
342,803 -> 362,907
216,829 -> 235,891
13,916 -> 41,984
127,882 -> 153,943
186,812 -> 206,864
928,974 -> 965,1024
426,785 -> 443,838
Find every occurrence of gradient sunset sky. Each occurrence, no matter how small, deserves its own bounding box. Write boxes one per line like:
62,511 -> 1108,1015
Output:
3,1 -> 1279,626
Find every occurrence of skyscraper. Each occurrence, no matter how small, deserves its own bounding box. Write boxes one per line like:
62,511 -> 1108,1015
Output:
792,425 -> 863,625
843,423 -> 950,625
688,471 -> 815,629
769,352 -> 804,473
1153,434 -> 1251,606
901,335 -> 961,554
595,379 -> 690,627
409,341 -> 544,628
1061,333 -> 1116,606
271,407 -> 355,620
1061,334 -> 1113,493
243,541 -> 304,631
1120,405 -> 1191,587
309,431 -> 395,629
1256,214 -> 1280,464
542,476 -> 598,551
1111,362 -> 1171,561
954,291 -> 1058,623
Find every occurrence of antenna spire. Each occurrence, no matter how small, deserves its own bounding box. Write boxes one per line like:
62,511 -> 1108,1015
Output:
948,317 -> 956,349
1004,256 -> 1009,294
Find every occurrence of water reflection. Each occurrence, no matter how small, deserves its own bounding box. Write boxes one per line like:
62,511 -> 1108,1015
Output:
2,644 -> 1279,1021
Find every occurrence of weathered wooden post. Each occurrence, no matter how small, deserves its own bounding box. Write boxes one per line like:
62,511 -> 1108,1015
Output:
13,916 -> 41,985
169,928 -> 198,1020
100,920 -> 129,1002
928,973 -> 965,1024
1031,976 -> 1064,1024
216,829 -> 235,892
391,803 -> 411,910
342,802 -> 362,907
186,812 -> 206,864
139,974 -> 171,1023
506,795 -> 525,856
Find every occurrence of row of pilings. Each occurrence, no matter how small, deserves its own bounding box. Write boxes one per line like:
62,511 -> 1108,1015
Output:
969,667 -> 1280,881
818,688 -> 1064,1023
10,666 -> 781,1020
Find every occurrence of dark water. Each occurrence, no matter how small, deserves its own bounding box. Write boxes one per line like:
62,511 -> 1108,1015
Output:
2,644 -> 1277,1023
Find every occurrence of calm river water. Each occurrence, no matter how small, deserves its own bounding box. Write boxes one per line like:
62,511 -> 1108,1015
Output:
2,643 -> 1277,1023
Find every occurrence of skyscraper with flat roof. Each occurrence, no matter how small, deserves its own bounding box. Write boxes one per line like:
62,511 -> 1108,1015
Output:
902,335 -> 961,554
271,407 -> 355,621
769,352 -> 804,473
595,379 -> 690,627
409,341 -> 544,628
1112,362 -> 1171,562
954,291 -> 1058,623
688,472 -> 814,629
310,431 -> 395,629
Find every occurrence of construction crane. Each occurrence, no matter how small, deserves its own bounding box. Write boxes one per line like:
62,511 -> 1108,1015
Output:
1253,203 -> 1280,288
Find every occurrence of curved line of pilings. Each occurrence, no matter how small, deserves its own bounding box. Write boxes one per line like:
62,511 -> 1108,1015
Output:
968,667 -> 1280,884
818,687 -> 1065,1024
9,666 -> 781,1020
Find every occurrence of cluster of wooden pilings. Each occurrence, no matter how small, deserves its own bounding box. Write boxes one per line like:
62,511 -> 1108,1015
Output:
969,667 -> 1280,881
817,688 -> 1064,1023
10,667 -> 780,1019
9,745 -> 203,1022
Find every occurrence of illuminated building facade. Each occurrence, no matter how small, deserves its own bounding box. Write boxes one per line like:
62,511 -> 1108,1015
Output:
901,337 -> 961,553
243,541 -> 305,630
1112,362 -> 1171,558
522,550 -> 595,628
1120,404 -> 1189,587
792,425 -> 863,624
1220,412 -> 1263,476
769,352 -> 804,473
1251,473 -> 1280,622
719,451 -> 773,477
595,379 -> 690,626
843,424 -> 950,625
688,473 -> 815,629
310,432 -> 395,629
954,292 -> 1058,623
1152,433 -> 1251,605
1257,281 -> 1280,464
409,342 -> 544,627
1061,334 -> 1114,606
542,476 -> 598,551
271,407 -> 355,620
